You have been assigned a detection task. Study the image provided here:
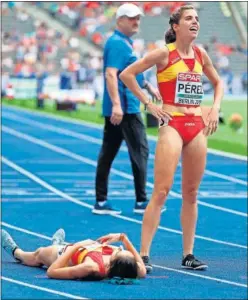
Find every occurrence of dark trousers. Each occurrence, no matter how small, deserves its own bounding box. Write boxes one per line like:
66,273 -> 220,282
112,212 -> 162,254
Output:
95,113 -> 149,203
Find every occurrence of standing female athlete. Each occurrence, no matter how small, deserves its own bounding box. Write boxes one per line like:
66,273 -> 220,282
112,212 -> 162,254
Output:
120,5 -> 223,272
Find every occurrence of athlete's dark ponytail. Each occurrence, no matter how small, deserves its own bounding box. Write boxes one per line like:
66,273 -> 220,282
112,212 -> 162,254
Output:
165,5 -> 196,44
165,28 -> 176,43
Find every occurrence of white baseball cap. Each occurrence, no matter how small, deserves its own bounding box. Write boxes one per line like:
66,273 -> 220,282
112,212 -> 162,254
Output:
116,3 -> 144,19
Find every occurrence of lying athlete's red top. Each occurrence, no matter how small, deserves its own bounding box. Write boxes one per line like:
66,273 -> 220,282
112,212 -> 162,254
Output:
71,245 -> 114,275
157,43 -> 204,107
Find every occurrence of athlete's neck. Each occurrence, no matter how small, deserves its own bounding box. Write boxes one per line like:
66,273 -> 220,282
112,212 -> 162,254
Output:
175,40 -> 194,57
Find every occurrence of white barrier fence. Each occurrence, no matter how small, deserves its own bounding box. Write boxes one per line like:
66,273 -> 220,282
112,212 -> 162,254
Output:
6,76 -> 96,105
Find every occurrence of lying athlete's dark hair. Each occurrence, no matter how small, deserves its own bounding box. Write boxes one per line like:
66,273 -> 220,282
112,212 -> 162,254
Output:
165,5 -> 196,43
80,271 -> 105,281
108,255 -> 138,279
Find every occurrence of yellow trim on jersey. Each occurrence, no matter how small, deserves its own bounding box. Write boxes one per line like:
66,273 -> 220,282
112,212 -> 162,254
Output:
171,112 -> 185,116
166,43 -> 176,51
77,249 -> 88,264
157,60 -> 188,83
193,60 -> 203,73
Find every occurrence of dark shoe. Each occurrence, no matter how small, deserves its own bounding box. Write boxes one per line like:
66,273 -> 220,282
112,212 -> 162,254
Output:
181,254 -> 208,270
133,201 -> 149,214
142,255 -> 153,274
92,202 -> 122,215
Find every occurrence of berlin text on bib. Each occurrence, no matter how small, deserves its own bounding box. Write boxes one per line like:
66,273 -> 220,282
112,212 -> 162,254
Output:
175,72 -> 204,106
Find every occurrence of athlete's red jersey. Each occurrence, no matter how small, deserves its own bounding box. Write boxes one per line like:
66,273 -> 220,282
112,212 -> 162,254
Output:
157,43 -> 204,107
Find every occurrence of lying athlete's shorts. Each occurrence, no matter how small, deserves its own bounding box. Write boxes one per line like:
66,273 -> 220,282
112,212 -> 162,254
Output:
159,114 -> 205,144
57,243 -> 70,258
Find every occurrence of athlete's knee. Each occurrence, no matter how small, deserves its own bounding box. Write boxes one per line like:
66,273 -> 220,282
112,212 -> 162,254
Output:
35,247 -> 45,261
153,186 -> 170,207
182,187 -> 198,204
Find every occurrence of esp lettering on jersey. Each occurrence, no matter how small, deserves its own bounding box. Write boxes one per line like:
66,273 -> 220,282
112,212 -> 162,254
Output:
175,72 -> 204,106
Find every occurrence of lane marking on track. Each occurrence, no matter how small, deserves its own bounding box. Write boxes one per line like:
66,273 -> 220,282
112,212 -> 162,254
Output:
152,265 -> 248,288
1,277 -> 88,299
2,112 -> 247,186
2,222 -> 247,288
2,157 -> 247,249
2,105 -> 247,161
2,126 -> 247,218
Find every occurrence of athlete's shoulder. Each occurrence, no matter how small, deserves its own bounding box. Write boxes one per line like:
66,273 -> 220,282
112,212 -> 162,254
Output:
144,47 -> 168,65
193,45 -> 207,65
194,45 -> 208,57
165,43 -> 177,52
152,46 -> 169,58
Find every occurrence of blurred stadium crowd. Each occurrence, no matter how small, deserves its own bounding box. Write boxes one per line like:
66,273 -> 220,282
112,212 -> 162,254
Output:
2,1 -> 247,105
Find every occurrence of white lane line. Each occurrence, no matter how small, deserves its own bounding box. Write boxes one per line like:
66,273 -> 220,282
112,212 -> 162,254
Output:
2,156 -> 247,249
1,198 -> 68,203
2,112 -> 247,185
161,208 -> 167,214
201,170 -> 247,186
152,265 -> 248,288
2,126 -> 247,218
2,105 -> 247,161
2,222 -> 247,289
37,172 -> 96,176
2,221 -> 52,241
1,277 -> 88,299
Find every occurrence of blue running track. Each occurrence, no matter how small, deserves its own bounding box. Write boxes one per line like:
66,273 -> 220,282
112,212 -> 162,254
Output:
1,105 -> 247,299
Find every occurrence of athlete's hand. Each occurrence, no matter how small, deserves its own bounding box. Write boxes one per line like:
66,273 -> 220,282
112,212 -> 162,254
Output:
97,233 -> 123,244
145,83 -> 162,102
111,104 -> 123,126
147,102 -> 172,120
203,106 -> 219,136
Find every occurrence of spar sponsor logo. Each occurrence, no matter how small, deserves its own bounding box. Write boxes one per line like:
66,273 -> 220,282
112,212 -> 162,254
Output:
178,73 -> 202,82
175,72 -> 204,105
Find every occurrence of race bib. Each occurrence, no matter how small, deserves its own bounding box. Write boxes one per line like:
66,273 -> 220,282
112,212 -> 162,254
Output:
175,72 -> 204,106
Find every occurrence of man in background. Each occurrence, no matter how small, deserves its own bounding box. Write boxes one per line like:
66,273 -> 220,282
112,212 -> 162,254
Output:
93,3 -> 161,215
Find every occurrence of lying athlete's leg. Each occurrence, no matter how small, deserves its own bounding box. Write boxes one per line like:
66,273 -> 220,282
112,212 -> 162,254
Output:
14,246 -> 57,267
2,229 -> 59,267
181,132 -> 207,256
140,126 -> 183,256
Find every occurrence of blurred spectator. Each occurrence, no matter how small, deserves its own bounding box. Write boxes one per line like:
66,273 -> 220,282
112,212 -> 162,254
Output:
241,72 -> 247,93
1,72 -> 10,97
36,64 -> 49,108
2,1 -> 247,100
215,51 -> 234,94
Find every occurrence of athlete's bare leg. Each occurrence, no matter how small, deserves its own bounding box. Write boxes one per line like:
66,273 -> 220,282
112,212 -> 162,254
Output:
140,126 -> 183,256
181,132 -> 207,256
14,246 -> 58,267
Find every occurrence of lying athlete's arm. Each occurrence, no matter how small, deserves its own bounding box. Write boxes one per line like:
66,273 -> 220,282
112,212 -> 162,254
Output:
97,233 -> 146,278
200,47 -> 224,111
121,234 -> 147,278
48,242 -> 89,272
47,262 -> 98,280
74,239 -> 100,247
119,48 -> 168,106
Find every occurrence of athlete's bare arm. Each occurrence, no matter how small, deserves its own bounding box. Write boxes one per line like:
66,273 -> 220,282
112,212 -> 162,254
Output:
120,48 -> 168,105
97,233 -> 146,278
120,48 -> 171,120
47,243 -> 85,274
47,262 -> 98,280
